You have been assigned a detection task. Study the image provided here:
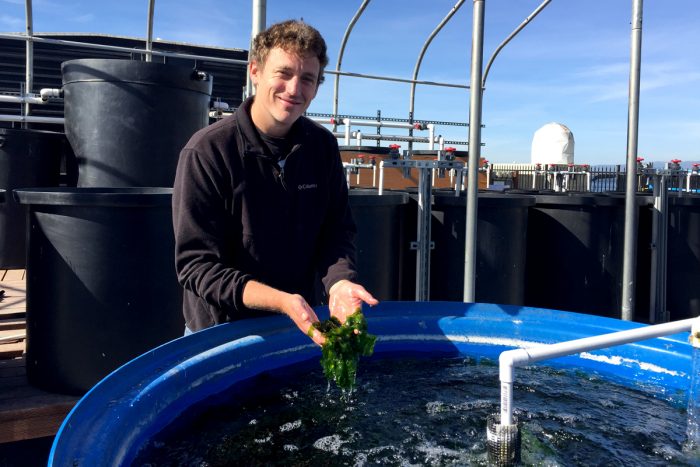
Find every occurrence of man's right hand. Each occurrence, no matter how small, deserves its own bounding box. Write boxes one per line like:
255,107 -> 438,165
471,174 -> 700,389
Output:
282,293 -> 326,346
242,280 -> 325,346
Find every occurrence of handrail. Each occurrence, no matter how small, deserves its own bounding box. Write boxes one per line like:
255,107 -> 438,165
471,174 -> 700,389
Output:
498,317 -> 698,426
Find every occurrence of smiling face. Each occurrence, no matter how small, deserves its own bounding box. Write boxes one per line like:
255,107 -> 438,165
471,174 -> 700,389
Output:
249,47 -> 321,137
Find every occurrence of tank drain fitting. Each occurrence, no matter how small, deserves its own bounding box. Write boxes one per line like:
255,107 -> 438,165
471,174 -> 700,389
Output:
486,413 -> 521,466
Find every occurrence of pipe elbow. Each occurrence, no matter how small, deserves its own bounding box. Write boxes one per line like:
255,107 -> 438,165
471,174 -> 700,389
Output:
39,88 -> 63,100
499,348 -> 530,383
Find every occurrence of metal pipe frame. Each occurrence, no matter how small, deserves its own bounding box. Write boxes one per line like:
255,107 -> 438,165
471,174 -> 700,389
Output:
332,0 -> 371,131
649,173 -> 669,323
481,0 -> 552,88
408,0 -> 466,150
463,0 -> 485,303
145,0 -> 155,62
327,68 -> 469,90
415,166 -> 433,301
621,0 -> 644,321
23,0 -> 33,124
245,0 -> 266,98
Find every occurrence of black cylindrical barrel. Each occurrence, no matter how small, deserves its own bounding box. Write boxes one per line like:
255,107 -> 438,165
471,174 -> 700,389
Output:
62,59 -> 213,187
428,192 -> 534,304
349,189 -> 409,301
14,187 -> 183,394
667,194 -> 700,320
524,193 -> 652,320
0,128 -> 66,268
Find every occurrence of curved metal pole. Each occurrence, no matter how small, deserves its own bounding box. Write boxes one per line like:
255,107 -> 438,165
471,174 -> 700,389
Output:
145,0 -> 155,62
245,0 -> 266,99
332,0 -> 371,131
482,0 -> 551,88
621,0 -> 644,321
464,0 -> 485,303
24,0 -> 33,123
408,0 -> 465,150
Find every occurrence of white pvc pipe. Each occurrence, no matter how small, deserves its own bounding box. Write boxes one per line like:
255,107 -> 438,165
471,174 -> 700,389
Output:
499,317 -> 697,425
344,118 -> 351,145
428,124 -> 435,150
378,161 -> 385,195
346,119 -> 422,130
0,114 -> 64,124
0,95 -> 44,105
39,88 -> 62,100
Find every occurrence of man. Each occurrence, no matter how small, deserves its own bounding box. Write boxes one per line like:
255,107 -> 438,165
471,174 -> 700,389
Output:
172,20 -> 377,345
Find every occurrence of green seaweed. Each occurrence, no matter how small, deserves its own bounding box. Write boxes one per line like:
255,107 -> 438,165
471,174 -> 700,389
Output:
309,310 -> 377,390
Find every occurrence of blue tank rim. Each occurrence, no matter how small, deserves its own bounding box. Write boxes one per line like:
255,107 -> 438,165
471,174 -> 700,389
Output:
49,301 -> 694,466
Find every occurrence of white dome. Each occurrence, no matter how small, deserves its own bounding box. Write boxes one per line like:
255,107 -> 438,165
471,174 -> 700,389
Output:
531,122 -> 575,165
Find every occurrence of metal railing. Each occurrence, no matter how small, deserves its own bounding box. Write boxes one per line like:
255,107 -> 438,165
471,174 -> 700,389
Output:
487,162 -> 700,194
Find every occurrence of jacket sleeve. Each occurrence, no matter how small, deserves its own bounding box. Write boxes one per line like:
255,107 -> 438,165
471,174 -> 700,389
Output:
317,137 -> 359,294
172,146 -> 252,316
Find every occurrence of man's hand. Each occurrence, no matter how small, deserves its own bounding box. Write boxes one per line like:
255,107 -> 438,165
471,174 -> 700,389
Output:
281,294 -> 326,346
242,281 -> 326,346
328,279 -> 379,324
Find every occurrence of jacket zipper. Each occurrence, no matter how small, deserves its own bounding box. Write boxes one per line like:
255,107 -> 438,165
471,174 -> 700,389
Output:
274,143 -> 301,191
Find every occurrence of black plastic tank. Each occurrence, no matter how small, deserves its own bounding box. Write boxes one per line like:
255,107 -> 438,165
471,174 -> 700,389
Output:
524,192 -> 652,320
62,59 -> 213,187
348,189 -> 410,300
14,187 -> 183,395
401,190 -> 534,304
0,128 -> 67,268
667,194 -> 700,320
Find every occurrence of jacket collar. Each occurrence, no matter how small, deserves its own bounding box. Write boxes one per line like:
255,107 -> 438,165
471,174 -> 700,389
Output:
236,96 -> 310,159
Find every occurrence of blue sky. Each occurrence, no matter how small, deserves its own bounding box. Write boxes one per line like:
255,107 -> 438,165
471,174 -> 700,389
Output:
2,0 -> 699,165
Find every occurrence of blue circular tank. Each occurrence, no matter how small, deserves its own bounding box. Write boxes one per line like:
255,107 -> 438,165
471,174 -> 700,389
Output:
49,302 -> 692,466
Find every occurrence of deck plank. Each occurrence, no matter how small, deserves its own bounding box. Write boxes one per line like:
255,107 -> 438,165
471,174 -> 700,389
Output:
0,271 -> 77,443
2,270 -> 25,282
0,357 -> 79,443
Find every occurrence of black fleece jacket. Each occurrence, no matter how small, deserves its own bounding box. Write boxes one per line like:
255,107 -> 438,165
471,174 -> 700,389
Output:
172,97 -> 358,331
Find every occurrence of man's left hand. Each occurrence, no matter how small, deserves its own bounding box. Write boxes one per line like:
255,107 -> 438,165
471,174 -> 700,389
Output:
328,280 -> 379,324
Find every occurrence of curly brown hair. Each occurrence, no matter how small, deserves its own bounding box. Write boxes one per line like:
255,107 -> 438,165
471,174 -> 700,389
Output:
251,20 -> 329,84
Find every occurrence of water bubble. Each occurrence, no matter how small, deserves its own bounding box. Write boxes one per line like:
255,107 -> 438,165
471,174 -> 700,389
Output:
426,401 -> 446,415
283,444 -> 299,452
313,434 -> 346,454
279,419 -> 302,432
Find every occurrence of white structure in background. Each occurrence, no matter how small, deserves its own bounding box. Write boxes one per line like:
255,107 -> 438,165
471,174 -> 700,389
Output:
531,122 -> 575,165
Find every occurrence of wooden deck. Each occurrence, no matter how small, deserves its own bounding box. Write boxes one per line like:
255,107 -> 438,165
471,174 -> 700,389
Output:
0,270 -> 79,444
